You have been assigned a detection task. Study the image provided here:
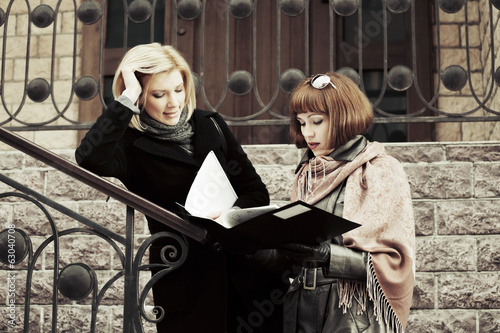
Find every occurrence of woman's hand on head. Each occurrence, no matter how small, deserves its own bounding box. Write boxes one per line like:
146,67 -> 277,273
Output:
121,67 -> 142,104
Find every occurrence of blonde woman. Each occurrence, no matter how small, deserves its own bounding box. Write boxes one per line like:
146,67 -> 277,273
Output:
76,43 -> 284,332
282,72 -> 415,333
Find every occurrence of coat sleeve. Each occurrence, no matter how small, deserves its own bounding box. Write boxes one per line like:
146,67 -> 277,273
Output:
211,113 -> 270,209
324,243 -> 367,280
75,100 -> 135,179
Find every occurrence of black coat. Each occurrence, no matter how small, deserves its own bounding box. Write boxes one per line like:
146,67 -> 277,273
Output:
76,101 -> 285,332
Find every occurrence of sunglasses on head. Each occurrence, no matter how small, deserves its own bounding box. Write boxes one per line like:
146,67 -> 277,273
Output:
310,74 -> 337,90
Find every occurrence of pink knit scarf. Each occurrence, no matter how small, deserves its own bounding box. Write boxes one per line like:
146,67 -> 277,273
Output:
291,142 -> 415,332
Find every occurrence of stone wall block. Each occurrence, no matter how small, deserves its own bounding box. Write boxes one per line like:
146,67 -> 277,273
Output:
461,24 -> 480,47
95,271 -> 125,305
33,130 -> 79,150
385,145 -> 445,163
435,24 -> 460,47
411,274 -> 434,309
0,304 -> 41,332
44,235 -> 113,270
477,237 -> 500,271
390,146 -> 438,163
439,273 -> 500,308
255,166 -> 295,201
439,48 -> 481,71
474,163 -> 500,197
406,310 -> 476,333
479,311 -> 500,333
12,202 -> 77,235
412,201 -> 434,236
245,145 -> 298,166
0,270 -> 10,303
0,171 -> 46,202
447,144 -> 500,162
2,82 -> 27,105
29,270 -> 71,305
45,170 -> 106,201
77,201 -> 129,235
0,152 -> 24,170
404,164 -> 472,199
435,123 -> 461,141
416,237 -> 475,272
42,305 -> 111,333
0,203 -> 12,226
3,36 -> 36,58
112,307 -> 157,333
437,200 -> 500,235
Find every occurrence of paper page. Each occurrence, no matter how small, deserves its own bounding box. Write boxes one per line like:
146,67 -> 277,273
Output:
185,151 -> 238,217
273,204 -> 311,220
221,204 -> 280,228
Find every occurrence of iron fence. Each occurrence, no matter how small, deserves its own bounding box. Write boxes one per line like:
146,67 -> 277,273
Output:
0,0 -> 499,133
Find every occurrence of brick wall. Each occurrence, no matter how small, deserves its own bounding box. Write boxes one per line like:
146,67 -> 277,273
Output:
1,142 -> 500,332
0,0 -> 83,149
434,0 -> 500,141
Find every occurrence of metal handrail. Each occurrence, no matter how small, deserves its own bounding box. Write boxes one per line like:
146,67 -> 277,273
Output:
0,126 -> 208,243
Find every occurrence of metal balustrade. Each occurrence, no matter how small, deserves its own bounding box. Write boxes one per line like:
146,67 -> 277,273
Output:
0,126 -> 206,332
0,0 -> 499,133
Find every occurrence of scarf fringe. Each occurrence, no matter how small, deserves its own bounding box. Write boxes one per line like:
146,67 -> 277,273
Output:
337,279 -> 367,315
338,254 -> 405,333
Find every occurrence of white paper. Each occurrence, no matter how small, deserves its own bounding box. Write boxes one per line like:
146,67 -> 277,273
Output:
273,204 -> 311,220
220,204 -> 279,228
185,151 -> 238,217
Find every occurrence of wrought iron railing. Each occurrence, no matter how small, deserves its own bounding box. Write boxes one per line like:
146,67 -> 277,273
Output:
0,0 -> 499,133
0,126 -> 207,332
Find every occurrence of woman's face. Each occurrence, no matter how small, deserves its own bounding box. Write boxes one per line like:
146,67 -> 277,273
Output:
296,112 -> 333,157
143,70 -> 186,126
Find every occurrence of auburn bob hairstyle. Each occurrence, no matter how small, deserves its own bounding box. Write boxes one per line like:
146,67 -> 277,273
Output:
289,72 -> 374,150
112,43 -> 196,131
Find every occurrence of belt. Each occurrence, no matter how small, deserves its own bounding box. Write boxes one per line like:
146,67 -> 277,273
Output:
290,267 -> 337,291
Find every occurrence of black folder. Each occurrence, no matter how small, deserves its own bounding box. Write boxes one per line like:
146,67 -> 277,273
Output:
181,201 -> 361,253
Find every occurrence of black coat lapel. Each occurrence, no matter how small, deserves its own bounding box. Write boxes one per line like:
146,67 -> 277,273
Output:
191,110 -> 224,165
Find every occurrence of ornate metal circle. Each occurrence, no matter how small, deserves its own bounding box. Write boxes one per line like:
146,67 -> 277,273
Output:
0,228 -> 29,266
280,0 -> 306,17
437,0 -> 465,14
229,0 -> 253,19
441,65 -> 467,91
128,0 -> 153,23
177,0 -> 202,20
75,76 -> 98,100
77,1 -> 102,25
495,66 -> 500,87
336,67 -> 360,85
386,0 -> 411,14
228,70 -> 253,95
493,0 -> 500,10
31,4 -> 54,28
58,263 -> 94,300
27,78 -> 51,102
387,65 -> 413,91
332,0 -> 359,17
0,9 -> 5,27
279,68 -> 305,94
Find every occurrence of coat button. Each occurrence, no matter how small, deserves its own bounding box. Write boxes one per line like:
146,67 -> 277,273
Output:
212,242 -> 223,252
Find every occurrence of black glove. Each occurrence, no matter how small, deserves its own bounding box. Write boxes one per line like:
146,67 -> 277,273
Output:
280,242 -> 330,268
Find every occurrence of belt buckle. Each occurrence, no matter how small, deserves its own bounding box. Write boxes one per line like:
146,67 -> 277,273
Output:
302,267 -> 317,291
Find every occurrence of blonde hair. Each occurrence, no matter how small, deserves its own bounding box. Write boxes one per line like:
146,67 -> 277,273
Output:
289,72 -> 374,149
113,43 -> 196,130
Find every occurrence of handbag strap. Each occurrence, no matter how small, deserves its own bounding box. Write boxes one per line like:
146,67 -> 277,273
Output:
210,116 -> 228,159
